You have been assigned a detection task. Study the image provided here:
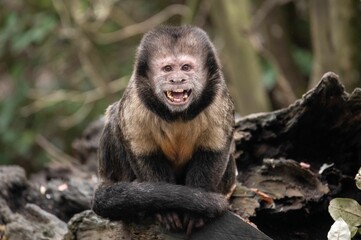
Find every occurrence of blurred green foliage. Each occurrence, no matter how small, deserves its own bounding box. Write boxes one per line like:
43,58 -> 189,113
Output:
0,0 -> 132,169
0,2 -> 59,168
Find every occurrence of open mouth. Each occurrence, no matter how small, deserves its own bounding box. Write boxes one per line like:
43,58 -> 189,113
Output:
164,89 -> 192,104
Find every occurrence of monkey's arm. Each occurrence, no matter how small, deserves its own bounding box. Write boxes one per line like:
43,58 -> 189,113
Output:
185,147 -> 233,192
129,153 -> 176,183
92,109 -> 228,221
181,145 -> 235,235
92,181 -> 228,221
186,92 -> 236,193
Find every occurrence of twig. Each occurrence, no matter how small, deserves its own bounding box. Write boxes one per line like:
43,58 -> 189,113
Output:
70,0 -> 115,33
248,0 -> 293,33
94,4 -> 190,44
36,134 -> 78,164
77,49 -> 109,94
51,0 -> 72,29
21,76 -> 128,116
249,0 -> 278,33
52,0 -> 111,92
109,7 -> 136,26
59,103 -> 94,129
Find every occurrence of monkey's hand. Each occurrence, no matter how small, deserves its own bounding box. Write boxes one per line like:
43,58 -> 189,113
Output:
156,212 -> 205,236
156,212 -> 183,230
183,213 -> 205,237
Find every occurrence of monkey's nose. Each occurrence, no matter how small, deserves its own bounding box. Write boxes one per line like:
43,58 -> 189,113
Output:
169,79 -> 186,83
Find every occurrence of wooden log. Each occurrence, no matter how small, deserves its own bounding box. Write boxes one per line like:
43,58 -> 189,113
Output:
65,210 -> 272,240
235,72 -> 361,174
234,72 -> 361,239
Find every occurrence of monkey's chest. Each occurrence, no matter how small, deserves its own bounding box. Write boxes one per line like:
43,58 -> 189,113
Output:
153,125 -> 201,167
160,135 -> 194,166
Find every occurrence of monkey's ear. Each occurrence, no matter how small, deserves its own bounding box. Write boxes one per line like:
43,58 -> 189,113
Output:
205,50 -> 220,78
135,47 -> 149,78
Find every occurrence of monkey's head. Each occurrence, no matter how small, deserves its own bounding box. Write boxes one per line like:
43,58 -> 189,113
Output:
134,25 -> 224,121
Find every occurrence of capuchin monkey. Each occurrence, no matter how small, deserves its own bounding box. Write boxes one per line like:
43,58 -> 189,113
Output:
92,25 -> 236,237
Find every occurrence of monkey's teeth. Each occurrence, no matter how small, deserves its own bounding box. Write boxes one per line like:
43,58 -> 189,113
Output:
174,89 -> 184,93
166,91 -> 174,101
165,90 -> 190,103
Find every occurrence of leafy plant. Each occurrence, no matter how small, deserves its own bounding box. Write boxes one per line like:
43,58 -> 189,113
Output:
328,218 -> 352,240
327,168 -> 361,239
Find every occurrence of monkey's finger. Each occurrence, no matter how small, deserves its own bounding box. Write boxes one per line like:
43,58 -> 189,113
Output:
183,214 -> 190,228
165,213 -> 177,230
157,214 -> 171,230
155,213 -> 163,224
157,213 -> 172,230
195,218 -> 204,228
171,212 -> 182,229
186,218 -> 195,237
164,220 -> 171,231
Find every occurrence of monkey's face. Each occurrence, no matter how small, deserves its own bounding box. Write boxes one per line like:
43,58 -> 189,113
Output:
150,54 -> 206,113
135,26 -> 222,121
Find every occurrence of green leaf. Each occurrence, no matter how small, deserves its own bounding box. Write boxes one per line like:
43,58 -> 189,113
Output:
349,225 -> 358,237
327,218 -> 351,240
355,167 -> 361,190
329,198 -> 361,228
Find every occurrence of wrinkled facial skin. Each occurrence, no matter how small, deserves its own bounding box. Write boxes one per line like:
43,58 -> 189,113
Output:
149,54 -> 206,113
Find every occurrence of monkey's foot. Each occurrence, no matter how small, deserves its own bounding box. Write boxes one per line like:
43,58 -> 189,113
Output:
156,212 -> 183,231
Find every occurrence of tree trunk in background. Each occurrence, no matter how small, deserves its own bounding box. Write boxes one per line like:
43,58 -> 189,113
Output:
329,0 -> 361,90
211,0 -> 271,115
254,1 -> 306,98
309,0 -> 361,90
182,0 -> 201,24
309,0 -> 337,88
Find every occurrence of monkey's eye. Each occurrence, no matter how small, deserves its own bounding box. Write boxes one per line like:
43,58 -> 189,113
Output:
162,65 -> 173,72
181,64 -> 191,71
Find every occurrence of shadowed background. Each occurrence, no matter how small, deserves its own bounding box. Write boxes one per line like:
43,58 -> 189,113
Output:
0,0 -> 360,171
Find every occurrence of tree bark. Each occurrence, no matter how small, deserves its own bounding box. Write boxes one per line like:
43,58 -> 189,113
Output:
253,0 -> 306,98
309,0 -> 337,88
309,0 -> 361,91
210,0 -> 271,115
329,0 -> 361,90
